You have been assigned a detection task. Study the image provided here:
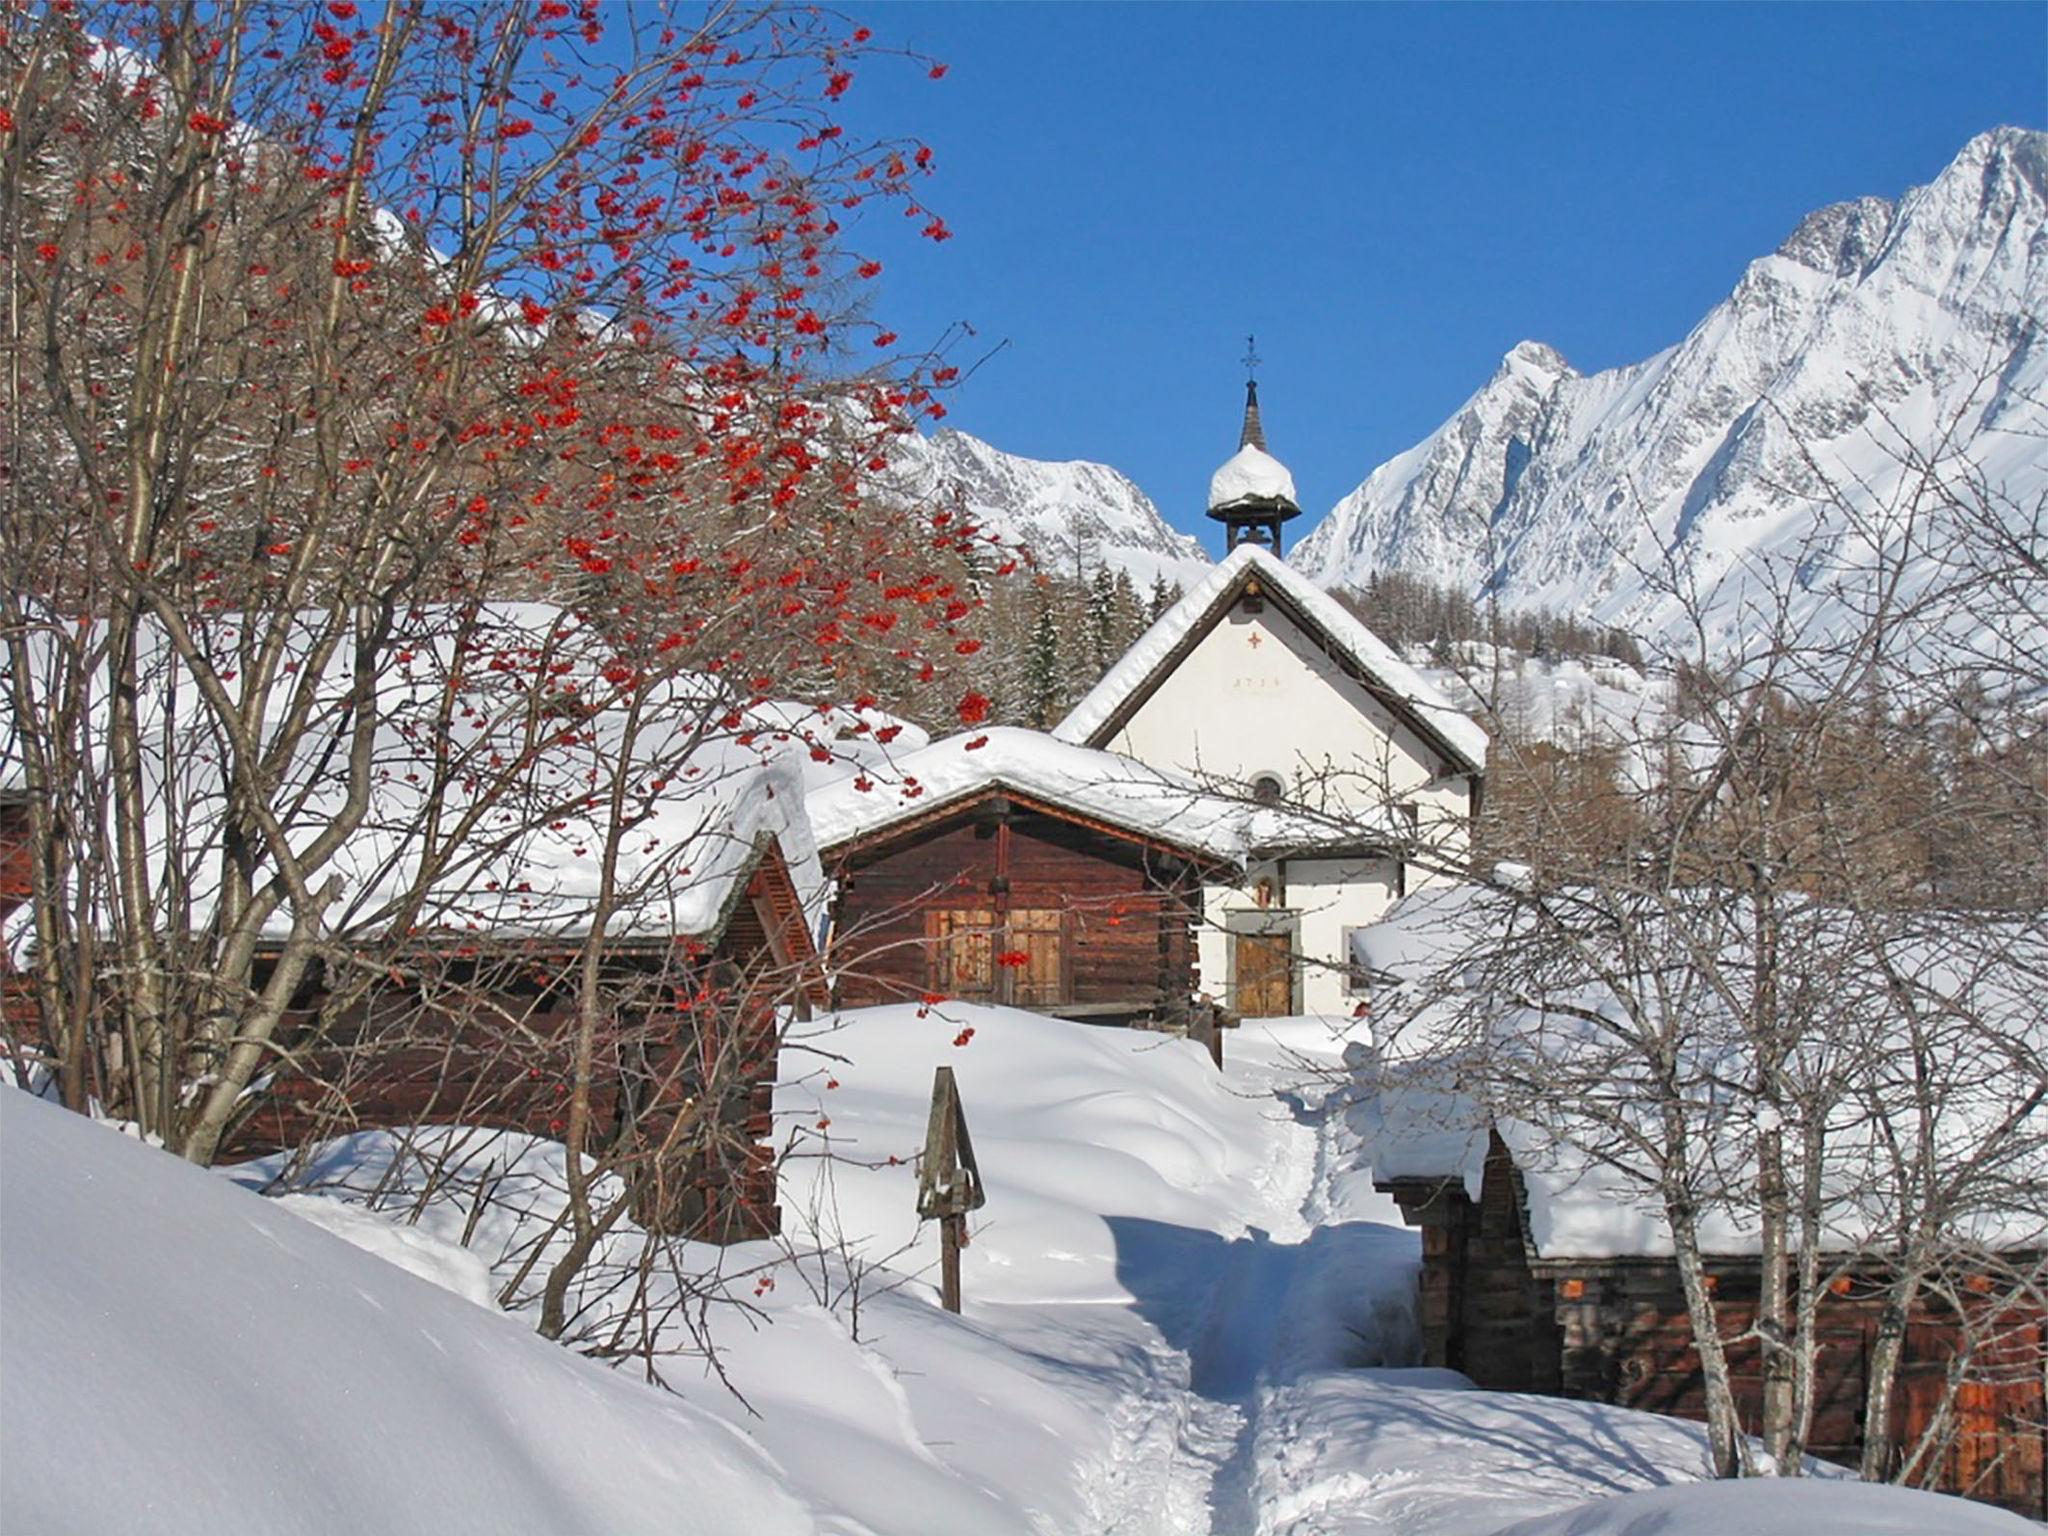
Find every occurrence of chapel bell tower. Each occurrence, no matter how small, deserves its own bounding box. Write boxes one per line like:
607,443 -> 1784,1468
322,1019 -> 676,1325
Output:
1205,337 -> 1303,555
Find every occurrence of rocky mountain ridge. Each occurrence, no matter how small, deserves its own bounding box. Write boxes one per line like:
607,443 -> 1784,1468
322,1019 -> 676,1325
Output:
1291,127 -> 2047,649
883,428 -> 1211,590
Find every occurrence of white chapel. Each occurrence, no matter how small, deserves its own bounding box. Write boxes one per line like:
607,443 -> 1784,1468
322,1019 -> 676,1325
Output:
1054,377 -> 1487,1017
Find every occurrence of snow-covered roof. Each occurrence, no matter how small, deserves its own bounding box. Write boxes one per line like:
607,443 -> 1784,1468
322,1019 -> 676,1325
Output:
1207,444 -> 1298,511
1355,884 -> 2048,1260
0,604 -> 827,952
1054,544 -> 1490,773
807,727 -> 1283,868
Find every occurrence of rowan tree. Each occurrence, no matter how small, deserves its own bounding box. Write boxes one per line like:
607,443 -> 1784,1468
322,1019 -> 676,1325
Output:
0,0 -> 1010,1242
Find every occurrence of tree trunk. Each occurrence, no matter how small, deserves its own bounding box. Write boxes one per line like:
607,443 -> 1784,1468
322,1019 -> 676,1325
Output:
1860,1266 -> 1921,1482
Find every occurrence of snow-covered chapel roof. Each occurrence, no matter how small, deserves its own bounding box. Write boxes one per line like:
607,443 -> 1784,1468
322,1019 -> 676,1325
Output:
1053,544 -> 1490,773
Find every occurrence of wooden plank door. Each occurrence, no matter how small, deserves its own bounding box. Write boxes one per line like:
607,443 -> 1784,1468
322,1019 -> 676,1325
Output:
926,909 -> 994,998
1890,1317 -> 2047,1514
1006,909 -> 1065,1007
1234,929 -> 1293,1017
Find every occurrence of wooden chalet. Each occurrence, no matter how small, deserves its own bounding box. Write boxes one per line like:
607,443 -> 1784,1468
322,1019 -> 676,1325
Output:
810,729 -> 1246,1041
1357,884 -> 2048,1515
0,787 -> 28,929
0,780 -> 819,1243
222,833 -> 822,1242
1379,1133 -> 2046,1517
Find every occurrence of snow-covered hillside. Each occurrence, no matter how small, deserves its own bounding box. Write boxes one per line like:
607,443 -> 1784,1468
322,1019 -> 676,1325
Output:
7,1007 -> 2030,1534
885,428 -> 1211,588
0,1092 -> 822,1536
1295,127 -> 2047,650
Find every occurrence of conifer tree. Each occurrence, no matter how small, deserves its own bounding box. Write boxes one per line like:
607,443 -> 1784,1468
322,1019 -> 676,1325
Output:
1087,566 -> 1117,672
1024,588 -> 1063,728
1147,574 -> 1172,623
1109,569 -> 1142,657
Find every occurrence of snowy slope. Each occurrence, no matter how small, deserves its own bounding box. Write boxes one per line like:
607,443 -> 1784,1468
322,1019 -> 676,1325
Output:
1295,128 -> 2048,651
0,1092 -> 822,1536
884,427 -> 1211,588
6,1009 -> 2023,1534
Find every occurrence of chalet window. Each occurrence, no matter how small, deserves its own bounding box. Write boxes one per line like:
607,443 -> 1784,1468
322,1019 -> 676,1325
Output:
926,909 -> 994,996
1250,772 -> 1285,805
1341,925 -> 1373,999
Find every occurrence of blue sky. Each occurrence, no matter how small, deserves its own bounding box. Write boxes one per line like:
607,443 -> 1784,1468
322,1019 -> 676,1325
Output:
836,2 -> 2046,551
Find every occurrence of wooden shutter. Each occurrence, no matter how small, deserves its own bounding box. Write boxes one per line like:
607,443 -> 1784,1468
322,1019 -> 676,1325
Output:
1007,909 -> 1065,1007
926,909 -> 994,996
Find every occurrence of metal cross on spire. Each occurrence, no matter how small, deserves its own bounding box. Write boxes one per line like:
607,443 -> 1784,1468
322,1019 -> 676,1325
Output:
1237,335 -> 1268,452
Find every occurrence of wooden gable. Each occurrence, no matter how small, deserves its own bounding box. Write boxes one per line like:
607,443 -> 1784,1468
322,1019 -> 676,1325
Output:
824,785 -> 1211,1027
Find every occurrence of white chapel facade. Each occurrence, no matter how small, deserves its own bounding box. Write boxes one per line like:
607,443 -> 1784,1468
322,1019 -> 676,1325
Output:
1055,379 -> 1487,1017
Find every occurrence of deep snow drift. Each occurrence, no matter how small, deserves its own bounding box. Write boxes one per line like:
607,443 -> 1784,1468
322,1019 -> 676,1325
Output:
3,1006 -> 2029,1534
0,1092 -> 819,1536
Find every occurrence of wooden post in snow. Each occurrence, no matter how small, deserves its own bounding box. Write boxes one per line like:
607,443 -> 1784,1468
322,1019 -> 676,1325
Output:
916,1065 -> 986,1314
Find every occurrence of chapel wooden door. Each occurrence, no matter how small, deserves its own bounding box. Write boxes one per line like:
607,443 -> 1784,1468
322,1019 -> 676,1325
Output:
1234,930 -> 1293,1017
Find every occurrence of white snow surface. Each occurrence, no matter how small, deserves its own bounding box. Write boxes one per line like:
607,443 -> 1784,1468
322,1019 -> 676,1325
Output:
1208,443 -> 1299,510
804,724 -> 1341,866
1056,543 -> 1490,772
1489,1477 -> 2031,1535
0,1090 -> 821,1536
1354,883 -> 2048,1260
1295,129 -> 2048,657
270,1191 -> 499,1308
4,1005 -> 2019,1533
0,603 -> 828,943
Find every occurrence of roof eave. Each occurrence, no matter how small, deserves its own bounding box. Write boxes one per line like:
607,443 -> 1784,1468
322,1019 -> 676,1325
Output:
817,778 -> 1242,878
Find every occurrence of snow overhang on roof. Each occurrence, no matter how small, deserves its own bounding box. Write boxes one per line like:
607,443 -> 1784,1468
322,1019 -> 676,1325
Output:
0,602 -> 831,951
1207,444 -> 1298,511
1053,544 -> 1490,775
806,727 -> 1264,870
1357,885 -> 2048,1261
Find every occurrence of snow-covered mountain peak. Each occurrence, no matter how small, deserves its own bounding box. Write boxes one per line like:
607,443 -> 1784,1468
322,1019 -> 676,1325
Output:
1774,196 -> 1895,276
883,428 -> 1210,588
1291,337 -> 1576,584
1499,339 -> 1574,383
1294,128 -> 2048,651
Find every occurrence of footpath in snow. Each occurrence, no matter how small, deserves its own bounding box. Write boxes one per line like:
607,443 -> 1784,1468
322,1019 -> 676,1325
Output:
3,1004 -> 2032,1535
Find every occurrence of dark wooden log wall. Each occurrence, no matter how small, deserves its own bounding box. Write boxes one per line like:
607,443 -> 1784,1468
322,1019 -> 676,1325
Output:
1385,1132 -> 2048,1516
218,946 -> 785,1243
828,805 -> 1201,1022
0,801 -> 30,937
0,818 -> 805,1243
1386,1135 -> 1562,1393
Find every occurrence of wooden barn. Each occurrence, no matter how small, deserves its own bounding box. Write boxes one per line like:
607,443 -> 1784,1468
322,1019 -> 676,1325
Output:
221,830 -> 822,1241
1378,1132 -> 2047,1516
0,787 -> 28,929
808,728 -> 1248,1038
0,738 -> 824,1243
1355,888 -> 2048,1516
